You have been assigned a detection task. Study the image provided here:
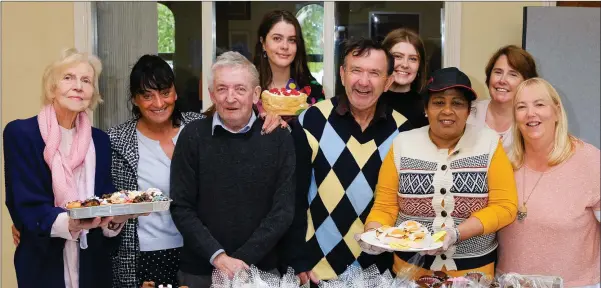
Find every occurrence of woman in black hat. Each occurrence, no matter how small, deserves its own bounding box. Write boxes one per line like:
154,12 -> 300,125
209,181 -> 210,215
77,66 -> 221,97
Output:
358,67 -> 518,281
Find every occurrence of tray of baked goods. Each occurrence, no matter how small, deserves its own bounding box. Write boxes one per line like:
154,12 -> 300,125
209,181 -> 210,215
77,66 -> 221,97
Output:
66,188 -> 171,219
360,220 -> 445,252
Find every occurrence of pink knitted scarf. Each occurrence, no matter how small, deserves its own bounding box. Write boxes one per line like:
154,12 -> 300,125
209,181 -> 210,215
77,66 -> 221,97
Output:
38,104 -> 93,208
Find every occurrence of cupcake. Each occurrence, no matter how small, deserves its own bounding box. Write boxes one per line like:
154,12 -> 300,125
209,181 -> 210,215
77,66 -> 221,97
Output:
66,201 -> 82,209
82,198 -> 100,207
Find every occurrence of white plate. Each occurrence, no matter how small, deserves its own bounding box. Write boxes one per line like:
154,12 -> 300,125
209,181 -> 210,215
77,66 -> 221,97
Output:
67,200 -> 171,219
360,230 -> 443,252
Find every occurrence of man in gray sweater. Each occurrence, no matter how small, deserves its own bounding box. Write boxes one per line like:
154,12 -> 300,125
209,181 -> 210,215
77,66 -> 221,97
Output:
170,51 -> 295,287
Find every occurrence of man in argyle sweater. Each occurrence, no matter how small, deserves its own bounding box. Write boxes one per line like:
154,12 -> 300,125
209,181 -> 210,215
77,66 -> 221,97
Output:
281,39 -> 413,284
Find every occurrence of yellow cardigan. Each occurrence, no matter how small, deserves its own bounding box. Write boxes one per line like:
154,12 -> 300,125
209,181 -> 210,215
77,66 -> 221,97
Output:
366,134 -> 517,278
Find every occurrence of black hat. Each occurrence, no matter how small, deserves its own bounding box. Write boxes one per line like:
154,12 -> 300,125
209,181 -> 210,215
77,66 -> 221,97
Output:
425,67 -> 478,101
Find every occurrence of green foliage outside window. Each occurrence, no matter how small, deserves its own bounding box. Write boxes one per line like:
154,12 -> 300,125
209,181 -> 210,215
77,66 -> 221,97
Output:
297,4 -> 324,74
158,3 -> 175,53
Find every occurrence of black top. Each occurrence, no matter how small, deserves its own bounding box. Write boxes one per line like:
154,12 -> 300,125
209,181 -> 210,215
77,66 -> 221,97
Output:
170,117 -> 296,275
381,89 -> 429,128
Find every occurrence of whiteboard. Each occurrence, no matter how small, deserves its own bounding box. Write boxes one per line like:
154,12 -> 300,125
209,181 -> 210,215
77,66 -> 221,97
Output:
523,6 -> 600,148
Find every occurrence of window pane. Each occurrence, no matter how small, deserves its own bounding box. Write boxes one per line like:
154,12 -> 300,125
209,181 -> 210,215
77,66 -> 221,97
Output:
164,1 -> 203,113
158,3 -> 175,54
334,1 -> 444,95
297,4 -> 324,84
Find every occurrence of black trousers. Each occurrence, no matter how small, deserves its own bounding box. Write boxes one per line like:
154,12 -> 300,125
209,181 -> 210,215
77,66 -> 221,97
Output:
137,247 -> 182,288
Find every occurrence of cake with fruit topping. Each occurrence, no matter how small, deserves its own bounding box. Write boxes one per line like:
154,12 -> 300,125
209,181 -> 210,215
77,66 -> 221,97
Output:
260,87 -> 309,115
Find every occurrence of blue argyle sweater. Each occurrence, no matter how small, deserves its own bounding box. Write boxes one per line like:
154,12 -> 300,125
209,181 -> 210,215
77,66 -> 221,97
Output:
284,97 -> 413,280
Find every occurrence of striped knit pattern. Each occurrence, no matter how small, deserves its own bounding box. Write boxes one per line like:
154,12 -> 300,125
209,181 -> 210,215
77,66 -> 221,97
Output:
391,125 -> 499,271
298,98 -> 412,280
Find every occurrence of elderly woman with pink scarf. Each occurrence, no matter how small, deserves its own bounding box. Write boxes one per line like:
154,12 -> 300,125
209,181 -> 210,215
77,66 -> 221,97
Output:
3,49 -> 138,288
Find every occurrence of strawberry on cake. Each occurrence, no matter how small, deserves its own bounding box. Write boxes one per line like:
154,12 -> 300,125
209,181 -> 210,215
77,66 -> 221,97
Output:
260,87 -> 309,116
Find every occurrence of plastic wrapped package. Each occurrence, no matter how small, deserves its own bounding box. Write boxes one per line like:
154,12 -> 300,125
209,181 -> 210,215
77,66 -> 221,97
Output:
210,266 -> 309,288
404,253 -> 496,288
317,264 -> 419,288
495,273 -> 563,288
316,253 -> 426,288
208,259 -> 562,288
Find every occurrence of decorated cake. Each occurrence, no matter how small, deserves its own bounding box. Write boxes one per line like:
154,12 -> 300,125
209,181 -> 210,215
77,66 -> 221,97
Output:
66,188 -> 169,209
260,87 -> 309,116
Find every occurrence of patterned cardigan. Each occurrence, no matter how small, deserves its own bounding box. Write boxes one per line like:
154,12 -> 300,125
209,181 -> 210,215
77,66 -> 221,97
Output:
107,112 -> 205,288
366,124 -> 518,277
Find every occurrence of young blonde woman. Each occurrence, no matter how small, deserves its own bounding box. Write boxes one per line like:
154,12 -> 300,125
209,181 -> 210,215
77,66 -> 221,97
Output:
497,78 -> 600,287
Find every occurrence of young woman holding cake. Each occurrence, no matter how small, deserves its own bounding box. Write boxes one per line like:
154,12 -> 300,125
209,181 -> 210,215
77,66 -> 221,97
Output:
380,28 -> 429,128
253,10 -> 325,117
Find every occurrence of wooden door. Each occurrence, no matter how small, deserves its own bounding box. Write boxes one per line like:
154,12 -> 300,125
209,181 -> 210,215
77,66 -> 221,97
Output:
557,1 -> 601,7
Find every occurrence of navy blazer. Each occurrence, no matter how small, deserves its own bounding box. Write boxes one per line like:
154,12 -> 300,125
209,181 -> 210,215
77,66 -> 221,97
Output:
3,116 -> 118,288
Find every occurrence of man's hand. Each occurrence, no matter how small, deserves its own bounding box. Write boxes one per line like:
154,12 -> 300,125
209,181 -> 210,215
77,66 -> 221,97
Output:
260,112 -> 288,134
297,271 -> 319,285
11,225 -> 20,246
213,253 -> 249,279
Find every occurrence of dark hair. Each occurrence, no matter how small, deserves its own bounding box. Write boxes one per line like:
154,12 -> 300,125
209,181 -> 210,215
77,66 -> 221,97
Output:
253,10 -> 315,89
485,45 -> 538,86
129,54 -> 183,127
382,28 -> 427,92
341,38 -> 394,76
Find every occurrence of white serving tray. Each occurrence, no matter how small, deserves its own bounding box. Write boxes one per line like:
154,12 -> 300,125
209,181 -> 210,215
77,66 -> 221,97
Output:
67,200 -> 171,219
360,230 -> 443,252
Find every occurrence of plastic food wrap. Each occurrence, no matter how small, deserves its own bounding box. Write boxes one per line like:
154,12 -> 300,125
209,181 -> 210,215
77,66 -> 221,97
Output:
316,253 -> 424,288
210,266 -> 309,288
208,258 -> 563,288
495,273 -> 563,288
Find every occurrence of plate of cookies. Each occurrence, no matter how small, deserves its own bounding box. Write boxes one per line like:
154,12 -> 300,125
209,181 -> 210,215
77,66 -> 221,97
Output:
66,188 -> 172,219
360,220 -> 444,252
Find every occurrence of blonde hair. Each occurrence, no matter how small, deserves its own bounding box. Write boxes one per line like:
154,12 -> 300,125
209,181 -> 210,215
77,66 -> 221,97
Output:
41,48 -> 103,110
510,77 -> 580,169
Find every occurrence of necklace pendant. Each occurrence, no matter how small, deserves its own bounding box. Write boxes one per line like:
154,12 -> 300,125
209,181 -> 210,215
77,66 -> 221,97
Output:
517,203 -> 528,221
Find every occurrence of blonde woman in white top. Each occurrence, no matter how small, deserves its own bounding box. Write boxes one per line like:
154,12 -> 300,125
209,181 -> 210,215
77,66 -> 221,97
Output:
467,45 -> 538,152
